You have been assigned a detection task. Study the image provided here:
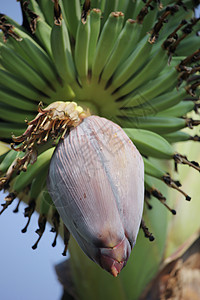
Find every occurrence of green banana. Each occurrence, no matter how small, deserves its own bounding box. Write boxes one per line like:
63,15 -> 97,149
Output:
91,0 -> 106,10
119,88 -> 187,117
2,37 -> 31,65
61,0 -> 81,38
119,116 -> 187,134
143,156 -> 191,200
143,157 -> 166,179
123,128 -> 174,159
7,27 -> 60,92
176,34 -> 200,57
21,0 -> 52,56
88,9 -> 102,70
118,22 -> 142,65
50,18 -> 77,86
50,208 -> 61,247
157,7 -> 190,42
31,189 -> 50,250
75,15 -> 91,82
22,0 -> 52,52
138,6 -> 157,40
162,131 -> 195,143
109,35 -> 153,92
0,69 -> 45,101
144,174 -> 154,191
116,69 -> 178,106
0,150 -> 22,174
123,0 -> 137,21
21,167 -> 49,233
99,0 -> 106,11
36,0 -> 54,27
0,46 -> 71,104
39,190 -> 53,220
0,88 -> 37,111
41,188 -> 54,209
156,101 -> 195,117
144,174 -> 176,215
0,103 -> 35,124
143,158 -> 180,190
100,19 -> 139,85
133,0 -> 147,19
102,0 -> 119,26
34,18 -> 52,57
116,0 -> 127,11
0,43 -> 53,96
114,47 -> 169,98
0,151 -> 9,165
7,18 -> 75,101
91,11 -> 124,81
170,56 -> 186,68
0,122 -> 26,139
90,0 -> 100,8
25,0 -> 46,19
1,15 -> 22,31
29,169 -> 49,202
13,147 -> 55,193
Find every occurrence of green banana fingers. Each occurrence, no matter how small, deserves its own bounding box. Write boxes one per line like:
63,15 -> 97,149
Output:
0,43 -> 54,96
61,0 -> 81,38
156,101 -> 195,117
13,147 -> 55,193
75,15 -> 91,82
88,9 -> 101,70
110,35 -> 152,92
91,11 -> 124,82
124,128 -> 174,159
100,19 -> 138,85
118,116 -> 186,134
0,103 -> 35,124
51,18 -> 77,86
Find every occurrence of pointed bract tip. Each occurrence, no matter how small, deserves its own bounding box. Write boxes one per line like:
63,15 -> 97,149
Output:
99,237 -> 131,276
100,255 -> 125,277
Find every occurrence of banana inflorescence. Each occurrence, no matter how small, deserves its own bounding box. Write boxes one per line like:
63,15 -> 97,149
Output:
0,0 -> 199,253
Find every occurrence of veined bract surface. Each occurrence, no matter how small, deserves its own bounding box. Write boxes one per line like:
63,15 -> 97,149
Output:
47,115 -> 144,276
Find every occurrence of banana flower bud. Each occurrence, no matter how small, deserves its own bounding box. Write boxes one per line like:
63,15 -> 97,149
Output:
47,116 -> 144,276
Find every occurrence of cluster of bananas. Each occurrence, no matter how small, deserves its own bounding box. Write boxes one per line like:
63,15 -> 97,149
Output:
0,0 -> 200,251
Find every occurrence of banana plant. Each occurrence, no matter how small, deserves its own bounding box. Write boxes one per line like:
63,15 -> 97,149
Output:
0,0 -> 199,299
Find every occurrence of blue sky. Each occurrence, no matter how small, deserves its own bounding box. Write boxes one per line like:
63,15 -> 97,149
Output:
0,3 -> 66,300
0,197 -> 65,300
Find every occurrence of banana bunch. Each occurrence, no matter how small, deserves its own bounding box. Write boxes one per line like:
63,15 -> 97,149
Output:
0,0 -> 199,254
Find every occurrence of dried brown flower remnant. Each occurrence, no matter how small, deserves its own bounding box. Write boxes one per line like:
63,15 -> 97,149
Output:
0,101 -> 88,194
